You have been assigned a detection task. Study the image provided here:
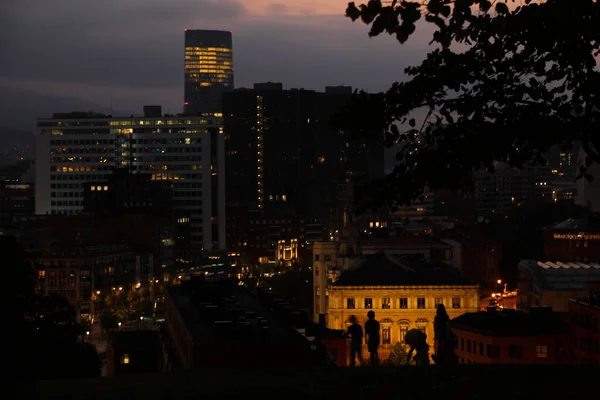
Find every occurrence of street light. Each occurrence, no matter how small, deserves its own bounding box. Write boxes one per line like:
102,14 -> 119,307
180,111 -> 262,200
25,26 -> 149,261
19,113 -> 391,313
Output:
86,331 -> 90,336
140,316 -> 144,321
96,290 -> 101,295
118,286 -> 123,291
118,322 -> 122,327
497,279 -> 502,285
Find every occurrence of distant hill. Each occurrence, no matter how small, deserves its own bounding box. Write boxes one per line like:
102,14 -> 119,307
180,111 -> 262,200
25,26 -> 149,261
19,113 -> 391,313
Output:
0,126 -> 35,165
0,85 -> 131,133
0,85 -> 131,164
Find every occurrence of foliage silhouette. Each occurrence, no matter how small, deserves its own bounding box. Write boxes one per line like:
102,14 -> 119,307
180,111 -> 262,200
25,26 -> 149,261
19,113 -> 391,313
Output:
2,237 -> 101,381
340,0 -> 600,210
384,342 -> 411,366
100,310 -> 119,332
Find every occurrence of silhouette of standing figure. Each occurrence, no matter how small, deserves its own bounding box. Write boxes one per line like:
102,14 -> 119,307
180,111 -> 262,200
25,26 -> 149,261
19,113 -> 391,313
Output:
364,310 -> 380,366
347,315 -> 363,366
433,303 -> 457,365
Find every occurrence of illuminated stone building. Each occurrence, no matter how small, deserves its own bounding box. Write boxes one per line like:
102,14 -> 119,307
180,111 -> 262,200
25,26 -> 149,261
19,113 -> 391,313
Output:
326,252 -> 479,359
35,106 -> 224,250
184,29 -> 233,115
276,238 -> 298,266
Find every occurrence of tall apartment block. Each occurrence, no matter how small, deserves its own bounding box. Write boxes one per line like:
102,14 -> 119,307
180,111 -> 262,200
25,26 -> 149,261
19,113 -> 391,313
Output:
35,106 -> 225,251
223,84 -> 384,232
184,29 -> 233,115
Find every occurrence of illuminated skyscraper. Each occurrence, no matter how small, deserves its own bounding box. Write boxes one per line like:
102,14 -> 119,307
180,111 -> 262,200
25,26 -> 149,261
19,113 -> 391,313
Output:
184,29 -> 234,115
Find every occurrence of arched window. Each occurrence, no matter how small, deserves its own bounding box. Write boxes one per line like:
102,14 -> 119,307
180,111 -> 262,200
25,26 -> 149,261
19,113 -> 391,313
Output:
415,318 -> 429,336
398,319 -> 410,344
381,318 -> 393,344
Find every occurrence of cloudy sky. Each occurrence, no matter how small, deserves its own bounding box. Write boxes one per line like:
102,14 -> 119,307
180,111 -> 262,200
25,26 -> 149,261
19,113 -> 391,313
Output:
1,0 -> 435,113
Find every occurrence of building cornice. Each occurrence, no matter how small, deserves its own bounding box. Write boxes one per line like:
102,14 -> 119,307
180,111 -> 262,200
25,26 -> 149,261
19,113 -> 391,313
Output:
328,285 -> 480,290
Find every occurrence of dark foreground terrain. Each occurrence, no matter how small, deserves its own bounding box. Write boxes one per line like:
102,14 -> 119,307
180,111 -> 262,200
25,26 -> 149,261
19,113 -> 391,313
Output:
24,365 -> 600,400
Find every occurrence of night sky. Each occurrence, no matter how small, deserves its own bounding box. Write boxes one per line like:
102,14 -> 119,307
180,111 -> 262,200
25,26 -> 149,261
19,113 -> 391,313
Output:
1,0 -> 435,113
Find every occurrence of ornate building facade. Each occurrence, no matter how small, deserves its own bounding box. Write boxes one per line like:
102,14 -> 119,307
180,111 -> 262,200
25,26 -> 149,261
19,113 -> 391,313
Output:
326,252 -> 480,360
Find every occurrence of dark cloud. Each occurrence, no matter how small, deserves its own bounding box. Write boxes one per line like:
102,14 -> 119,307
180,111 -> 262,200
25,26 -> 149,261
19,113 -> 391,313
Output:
0,0 -> 246,86
1,0 -> 436,113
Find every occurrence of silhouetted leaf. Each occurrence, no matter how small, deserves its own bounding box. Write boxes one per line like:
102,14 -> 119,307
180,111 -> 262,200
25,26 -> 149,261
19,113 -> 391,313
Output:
346,2 -> 361,21
496,2 -> 509,14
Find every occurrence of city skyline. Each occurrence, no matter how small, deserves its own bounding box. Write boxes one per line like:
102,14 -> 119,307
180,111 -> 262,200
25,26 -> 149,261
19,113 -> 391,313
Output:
1,0 -> 435,114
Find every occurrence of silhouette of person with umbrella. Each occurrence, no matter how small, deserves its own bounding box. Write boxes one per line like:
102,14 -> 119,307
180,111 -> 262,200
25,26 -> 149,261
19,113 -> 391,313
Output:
405,328 -> 430,366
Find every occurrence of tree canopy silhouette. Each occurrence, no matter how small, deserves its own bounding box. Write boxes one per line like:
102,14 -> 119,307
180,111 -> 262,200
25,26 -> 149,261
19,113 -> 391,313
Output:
340,0 -> 600,210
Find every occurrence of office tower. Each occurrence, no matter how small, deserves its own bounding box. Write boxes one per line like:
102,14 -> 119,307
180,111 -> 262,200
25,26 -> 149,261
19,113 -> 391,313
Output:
184,29 -> 234,115
35,106 -> 225,250
223,84 -> 384,232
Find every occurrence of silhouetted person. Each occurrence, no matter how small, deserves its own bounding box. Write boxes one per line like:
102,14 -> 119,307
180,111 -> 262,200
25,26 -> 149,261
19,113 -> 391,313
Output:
347,315 -> 363,366
364,310 -> 380,366
433,304 -> 457,365
407,333 -> 430,366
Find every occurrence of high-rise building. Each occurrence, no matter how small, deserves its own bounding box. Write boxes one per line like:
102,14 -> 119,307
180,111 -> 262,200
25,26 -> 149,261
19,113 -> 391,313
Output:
223,84 -> 384,233
35,106 -> 225,250
184,29 -> 234,115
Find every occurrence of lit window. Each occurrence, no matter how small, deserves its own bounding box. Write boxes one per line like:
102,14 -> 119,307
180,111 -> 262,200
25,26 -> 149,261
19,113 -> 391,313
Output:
103,186 -> 108,191
364,298 -> 373,309
452,297 -> 461,309
90,186 -> 96,191
382,297 -> 391,309
417,298 -> 426,309
535,345 -> 548,358
399,298 -> 408,309
346,298 -> 355,309
382,326 -> 391,344
96,186 -> 102,191
121,354 -> 130,364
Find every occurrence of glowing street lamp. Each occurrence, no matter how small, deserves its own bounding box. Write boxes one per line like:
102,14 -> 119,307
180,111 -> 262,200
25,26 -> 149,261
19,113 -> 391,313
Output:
118,322 -> 122,327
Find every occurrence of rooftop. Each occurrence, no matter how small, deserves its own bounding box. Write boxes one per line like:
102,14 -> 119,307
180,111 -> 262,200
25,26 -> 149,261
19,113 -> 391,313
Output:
27,366 -> 600,400
552,216 -> 600,231
570,291 -> 600,310
167,279 -> 309,346
451,308 -> 568,337
360,236 -> 450,248
519,260 -> 600,291
333,252 -> 477,287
